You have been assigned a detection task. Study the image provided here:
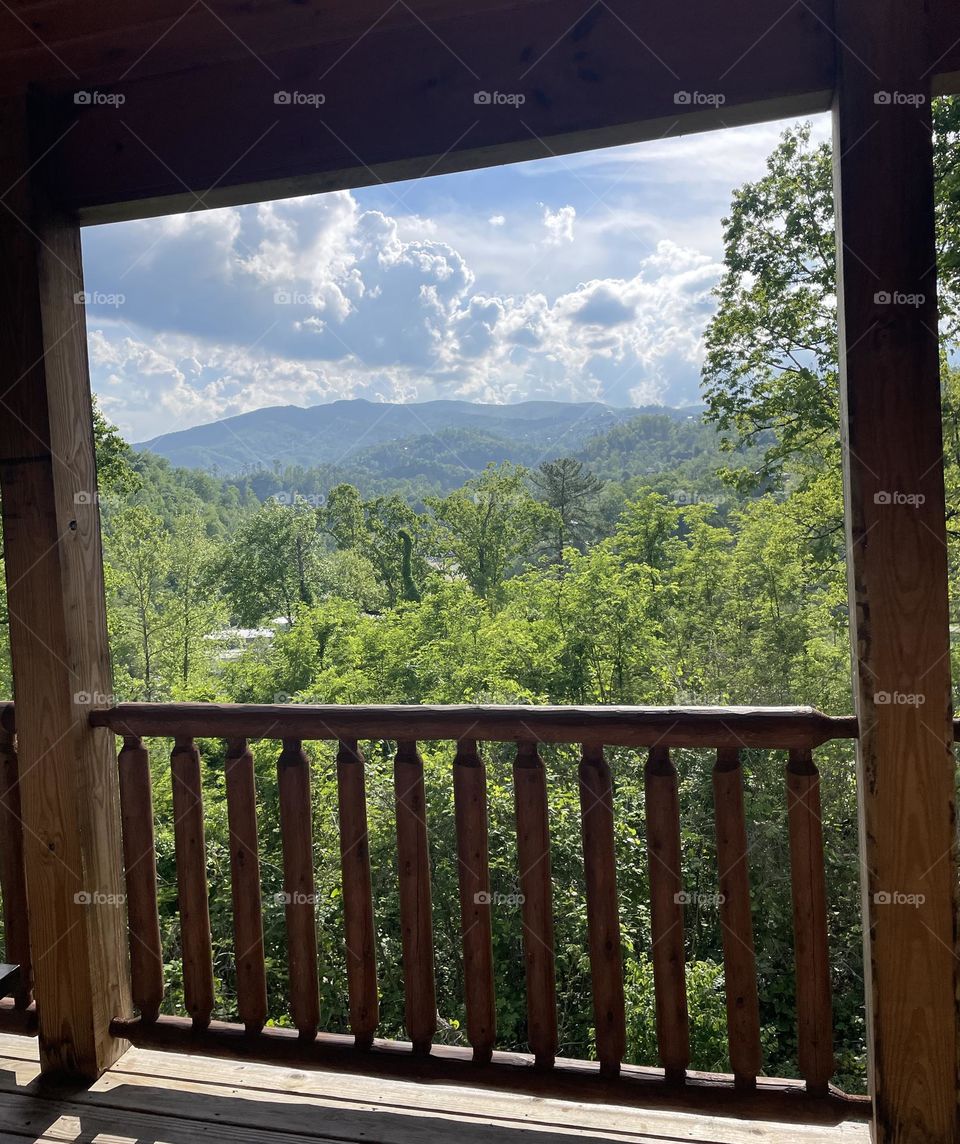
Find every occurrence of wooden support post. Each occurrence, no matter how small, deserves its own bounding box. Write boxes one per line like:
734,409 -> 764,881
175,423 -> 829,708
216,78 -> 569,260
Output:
0,96 -> 131,1077
833,2 -> 959,1138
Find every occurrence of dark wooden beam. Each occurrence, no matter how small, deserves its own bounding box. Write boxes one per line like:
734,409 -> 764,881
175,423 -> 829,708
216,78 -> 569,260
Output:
2,0 -> 957,220
0,0 -> 530,94
931,0 -> 960,94
89,701 -> 859,749
40,0 -> 836,223
0,96 -> 131,1078
833,0 -> 959,1138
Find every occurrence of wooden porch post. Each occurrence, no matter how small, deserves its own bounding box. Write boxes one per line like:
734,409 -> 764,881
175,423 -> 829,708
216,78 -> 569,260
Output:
833,1 -> 959,1140
0,96 -> 131,1078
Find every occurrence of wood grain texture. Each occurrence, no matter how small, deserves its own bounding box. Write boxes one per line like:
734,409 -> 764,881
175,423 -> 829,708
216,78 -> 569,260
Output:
786,749 -> 833,1096
452,739 -> 496,1064
336,739 -> 378,1049
394,741 -> 436,1055
106,1017 -> 871,1128
578,744 -> 625,1077
0,722 -> 31,1009
0,95 -> 129,1078
833,1 -> 958,1137
277,739 -> 319,1041
513,741 -> 557,1068
712,749 -> 761,1090
0,0 -> 535,92
37,0 -> 836,223
224,737 -> 267,1035
169,736 -> 214,1030
90,703 -> 857,749
0,1028 -> 872,1142
645,746 -> 688,1083
117,735 -> 163,1024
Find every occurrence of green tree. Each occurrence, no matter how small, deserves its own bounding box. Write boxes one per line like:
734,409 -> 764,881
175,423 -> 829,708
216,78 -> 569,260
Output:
104,505 -> 171,700
702,102 -> 959,492
364,495 -> 429,606
530,457 -> 604,563
701,123 -> 838,490
163,512 -> 226,693
323,483 -> 365,550
213,496 -> 322,625
426,463 -> 555,602
93,395 -> 140,498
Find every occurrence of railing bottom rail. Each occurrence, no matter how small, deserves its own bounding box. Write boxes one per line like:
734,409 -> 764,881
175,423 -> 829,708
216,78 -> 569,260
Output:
110,1014 -> 871,1126
0,998 -> 37,1036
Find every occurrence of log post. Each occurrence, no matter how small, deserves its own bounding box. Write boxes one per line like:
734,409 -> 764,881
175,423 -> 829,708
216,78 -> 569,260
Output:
833,2 -> 959,1137
0,96 -> 131,1077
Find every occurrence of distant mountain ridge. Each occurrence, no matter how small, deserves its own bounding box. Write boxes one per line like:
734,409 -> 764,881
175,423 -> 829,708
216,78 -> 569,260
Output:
137,398 -> 700,475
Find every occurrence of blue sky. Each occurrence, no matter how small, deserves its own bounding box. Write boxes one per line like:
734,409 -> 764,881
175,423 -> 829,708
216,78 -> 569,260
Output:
81,114 -> 831,442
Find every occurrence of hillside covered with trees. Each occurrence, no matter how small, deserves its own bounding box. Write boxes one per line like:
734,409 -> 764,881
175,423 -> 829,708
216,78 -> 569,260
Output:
1,103 -> 959,1094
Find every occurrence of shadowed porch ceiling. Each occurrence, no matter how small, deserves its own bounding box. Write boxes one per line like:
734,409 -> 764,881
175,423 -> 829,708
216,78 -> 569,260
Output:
2,0 -> 959,223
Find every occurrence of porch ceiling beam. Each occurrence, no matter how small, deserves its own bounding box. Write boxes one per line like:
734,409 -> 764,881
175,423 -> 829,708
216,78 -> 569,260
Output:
41,0 -> 839,223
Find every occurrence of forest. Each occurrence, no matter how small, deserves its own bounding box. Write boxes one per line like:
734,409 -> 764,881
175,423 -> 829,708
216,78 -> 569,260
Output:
1,104 -> 960,1094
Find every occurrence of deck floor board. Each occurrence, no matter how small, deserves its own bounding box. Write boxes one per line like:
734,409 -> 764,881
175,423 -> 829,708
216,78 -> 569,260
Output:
0,1032 -> 869,1144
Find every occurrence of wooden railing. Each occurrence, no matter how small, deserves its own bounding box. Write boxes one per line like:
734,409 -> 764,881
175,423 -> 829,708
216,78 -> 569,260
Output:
77,701 -> 864,1109
0,704 -> 32,1015
0,699 -> 876,1115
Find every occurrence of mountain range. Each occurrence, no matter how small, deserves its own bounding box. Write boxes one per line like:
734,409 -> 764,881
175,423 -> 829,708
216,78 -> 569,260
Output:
137,399 -> 700,476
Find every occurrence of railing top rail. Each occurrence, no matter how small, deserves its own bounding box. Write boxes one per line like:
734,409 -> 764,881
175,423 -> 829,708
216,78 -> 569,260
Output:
85,702 -> 860,749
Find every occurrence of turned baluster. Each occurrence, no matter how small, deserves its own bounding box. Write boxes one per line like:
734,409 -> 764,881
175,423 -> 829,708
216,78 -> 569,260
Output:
713,747 -> 761,1090
170,735 -> 214,1029
513,740 -> 557,1069
277,738 -> 320,1040
336,738 -> 379,1049
394,740 -> 436,1055
786,747 -> 834,1096
453,739 -> 496,1064
579,743 -> 625,1077
645,745 -> 689,1085
0,711 -> 31,1008
224,737 -> 267,1035
118,733 -> 163,1023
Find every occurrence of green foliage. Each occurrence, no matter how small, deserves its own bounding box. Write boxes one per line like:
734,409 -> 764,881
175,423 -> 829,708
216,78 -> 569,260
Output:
530,457 -> 604,563
703,102 -> 960,494
12,109 -> 960,1095
426,463 -> 557,602
212,496 -> 323,626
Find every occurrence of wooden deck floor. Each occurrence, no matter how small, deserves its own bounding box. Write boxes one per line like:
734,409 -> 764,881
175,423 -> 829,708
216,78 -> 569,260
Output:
0,1032 -> 870,1144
